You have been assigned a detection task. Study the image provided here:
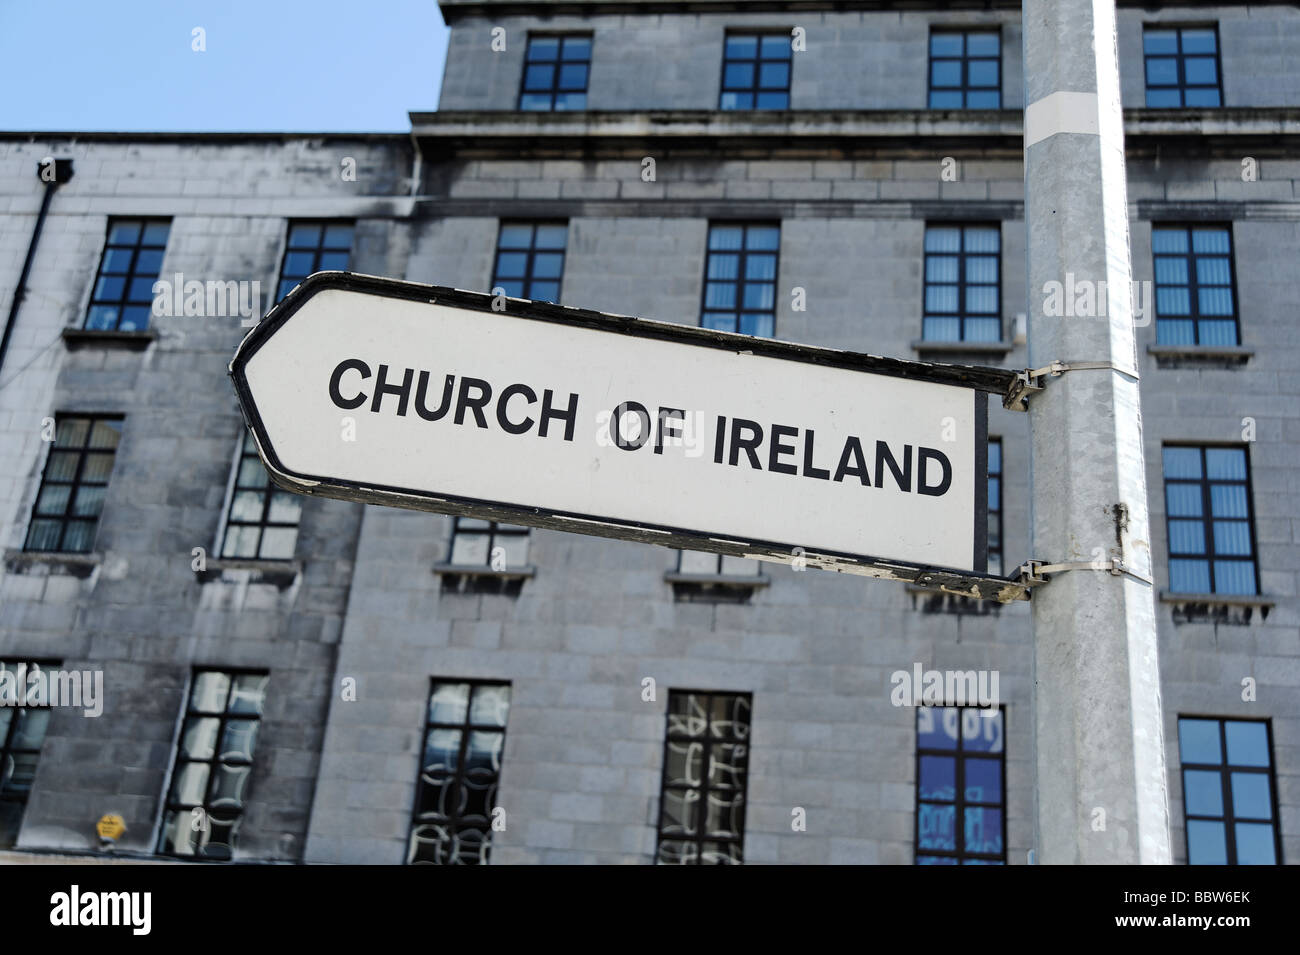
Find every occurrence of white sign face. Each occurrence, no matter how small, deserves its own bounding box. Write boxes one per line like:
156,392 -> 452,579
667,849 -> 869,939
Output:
232,274 -> 1002,586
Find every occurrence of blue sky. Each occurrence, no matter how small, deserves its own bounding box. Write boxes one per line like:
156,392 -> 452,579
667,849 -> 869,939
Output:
0,1 -> 450,131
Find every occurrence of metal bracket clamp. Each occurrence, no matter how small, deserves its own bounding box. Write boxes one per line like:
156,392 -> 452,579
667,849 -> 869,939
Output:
1003,359 -> 1139,411
1015,558 -> 1154,588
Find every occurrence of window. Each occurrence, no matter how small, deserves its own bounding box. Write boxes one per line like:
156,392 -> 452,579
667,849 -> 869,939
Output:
916,706 -> 1006,864
220,432 -> 302,560
492,222 -> 567,304
0,659 -> 58,849
1163,445 -> 1258,595
720,34 -> 792,110
277,221 -> 354,302
1144,27 -> 1222,107
24,415 -> 123,554
84,218 -> 169,332
701,223 -> 779,337
677,551 -> 761,578
1152,225 -> 1238,346
408,680 -> 511,864
1179,717 -> 1280,864
447,518 -> 530,569
987,438 -> 1003,576
518,34 -> 591,110
158,669 -> 268,859
923,224 -> 1001,342
656,690 -> 752,865
928,31 -> 1001,109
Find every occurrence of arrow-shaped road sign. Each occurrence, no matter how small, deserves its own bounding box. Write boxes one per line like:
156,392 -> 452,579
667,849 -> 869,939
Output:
230,272 -> 1026,600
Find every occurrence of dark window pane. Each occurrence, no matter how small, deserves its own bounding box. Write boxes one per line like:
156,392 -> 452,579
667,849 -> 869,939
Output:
1181,29 -> 1218,54
931,34 -> 963,57
523,63 -> 554,91
1183,769 -> 1224,815
141,222 -> 170,245
1179,718 -> 1223,764
1187,819 -> 1227,864
1234,824 -> 1276,864
288,224 -> 321,248
1144,30 -> 1178,54
1183,87 -> 1221,108
725,36 -> 757,58
527,37 -> 559,61
1225,721 -> 1270,767
560,37 -> 591,61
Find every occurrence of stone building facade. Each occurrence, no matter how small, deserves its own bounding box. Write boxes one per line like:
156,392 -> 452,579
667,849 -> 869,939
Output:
0,1 -> 1294,865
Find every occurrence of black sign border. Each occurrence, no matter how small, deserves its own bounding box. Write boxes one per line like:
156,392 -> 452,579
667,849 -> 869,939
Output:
230,271 -> 1023,601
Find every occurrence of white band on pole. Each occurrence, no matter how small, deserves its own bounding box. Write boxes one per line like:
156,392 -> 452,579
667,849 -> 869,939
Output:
1024,90 -> 1100,148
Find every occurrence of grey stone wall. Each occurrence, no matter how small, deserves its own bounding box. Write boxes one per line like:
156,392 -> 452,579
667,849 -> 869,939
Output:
438,6 -> 1300,114
439,11 -> 1023,112
0,136 -> 412,858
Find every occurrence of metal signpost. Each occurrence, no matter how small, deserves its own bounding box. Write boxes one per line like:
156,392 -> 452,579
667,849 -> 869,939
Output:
1021,0 -> 1172,862
230,272 -> 1026,602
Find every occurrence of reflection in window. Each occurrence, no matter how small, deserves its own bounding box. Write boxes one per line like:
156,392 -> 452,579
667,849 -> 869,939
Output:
1162,445 -> 1258,595
158,669 -> 269,859
916,706 -> 1006,864
221,432 -> 301,560
1179,717 -> 1280,864
677,551 -> 762,577
518,34 -> 591,111
720,34 -> 792,110
923,225 -> 1001,342
277,221 -> 354,302
1151,225 -> 1238,346
0,660 -> 59,848
447,518 -> 530,570
85,218 -> 170,332
407,680 -> 512,864
656,690 -> 752,864
701,223 -> 780,338
928,31 -> 1001,109
1144,26 -> 1222,107
24,415 -> 123,554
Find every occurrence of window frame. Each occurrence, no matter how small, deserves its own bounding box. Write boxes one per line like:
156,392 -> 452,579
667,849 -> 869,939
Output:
516,32 -> 593,111
922,222 -> 1003,343
914,704 -> 1008,865
1162,443 -> 1260,596
0,658 -> 61,849
699,221 -> 781,338
675,550 -> 762,578
1142,24 -> 1224,108
1178,715 -> 1283,865
83,217 -> 171,332
654,689 -> 753,865
1151,222 -> 1240,347
23,413 -> 124,554
275,220 -> 355,304
718,31 -> 794,111
215,431 -> 302,561
987,438 -> 1003,577
446,517 -> 530,569
406,678 -> 512,865
490,220 -> 568,304
927,28 -> 1002,109
156,667 -> 269,860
